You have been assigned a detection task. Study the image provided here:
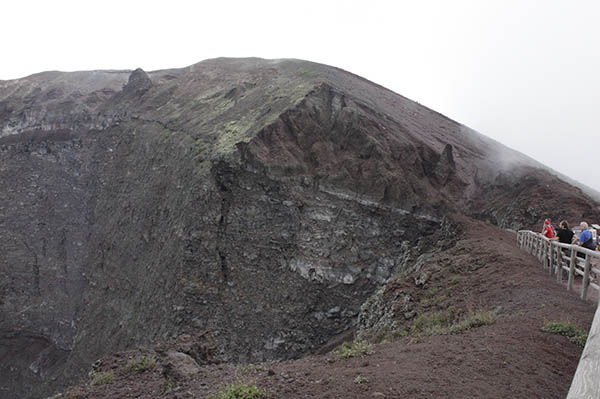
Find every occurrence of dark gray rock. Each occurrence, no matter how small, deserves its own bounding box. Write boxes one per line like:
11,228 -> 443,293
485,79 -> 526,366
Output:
161,351 -> 200,381
1,57 -> 598,399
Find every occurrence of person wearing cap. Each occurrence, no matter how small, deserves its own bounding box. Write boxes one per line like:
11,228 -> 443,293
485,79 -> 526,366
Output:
541,219 -> 555,239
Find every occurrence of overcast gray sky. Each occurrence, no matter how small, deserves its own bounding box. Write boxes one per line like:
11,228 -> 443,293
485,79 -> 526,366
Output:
2,0 -> 599,191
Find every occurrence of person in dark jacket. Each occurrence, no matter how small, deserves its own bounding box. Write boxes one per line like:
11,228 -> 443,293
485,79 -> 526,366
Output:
553,220 -> 574,256
555,220 -> 574,244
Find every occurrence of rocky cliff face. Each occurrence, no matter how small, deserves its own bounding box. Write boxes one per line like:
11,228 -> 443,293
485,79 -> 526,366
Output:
1,58 -> 598,398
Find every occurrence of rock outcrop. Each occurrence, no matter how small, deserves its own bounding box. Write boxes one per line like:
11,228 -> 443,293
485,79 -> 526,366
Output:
0,58 -> 598,398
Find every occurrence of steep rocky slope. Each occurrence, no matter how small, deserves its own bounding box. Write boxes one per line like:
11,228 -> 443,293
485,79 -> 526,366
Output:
58,219 -> 595,399
1,58 -> 598,398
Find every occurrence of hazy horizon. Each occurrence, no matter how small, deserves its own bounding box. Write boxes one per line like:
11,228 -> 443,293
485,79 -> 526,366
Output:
2,0 -> 598,192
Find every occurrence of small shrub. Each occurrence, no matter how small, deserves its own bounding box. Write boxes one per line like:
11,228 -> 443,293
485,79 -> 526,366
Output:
421,294 -> 448,307
411,309 -> 457,336
380,328 -> 408,344
358,326 -> 407,345
542,321 -> 588,347
354,375 -> 369,384
90,371 -> 115,386
122,356 -> 156,375
410,308 -> 496,337
337,340 -> 373,359
163,378 -> 178,393
447,310 -> 497,334
409,335 -> 424,344
214,383 -> 268,399
238,364 -> 268,376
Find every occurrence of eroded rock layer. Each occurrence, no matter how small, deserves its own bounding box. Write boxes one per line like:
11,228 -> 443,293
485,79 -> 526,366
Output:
1,58 -> 598,398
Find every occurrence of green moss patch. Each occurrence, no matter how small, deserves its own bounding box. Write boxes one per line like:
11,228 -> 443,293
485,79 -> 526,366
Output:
215,383 -> 269,399
542,321 -> 587,347
121,356 -> 156,375
90,371 -> 115,386
336,340 -> 373,359
410,308 -> 496,337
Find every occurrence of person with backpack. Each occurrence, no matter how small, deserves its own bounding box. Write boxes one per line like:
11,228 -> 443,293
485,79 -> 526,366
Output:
577,221 -> 595,250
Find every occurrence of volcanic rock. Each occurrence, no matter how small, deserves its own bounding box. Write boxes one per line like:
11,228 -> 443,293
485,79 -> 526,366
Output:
0,57 -> 598,398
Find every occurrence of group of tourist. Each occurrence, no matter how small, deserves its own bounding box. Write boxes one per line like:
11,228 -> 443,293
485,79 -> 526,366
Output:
540,219 -> 599,251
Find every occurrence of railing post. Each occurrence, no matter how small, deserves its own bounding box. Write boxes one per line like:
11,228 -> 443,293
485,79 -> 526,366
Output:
568,247 -> 577,292
556,244 -> 563,283
548,241 -> 554,275
539,237 -> 544,262
518,232 -> 521,249
582,254 -> 591,301
529,234 -> 535,256
529,233 -> 533,254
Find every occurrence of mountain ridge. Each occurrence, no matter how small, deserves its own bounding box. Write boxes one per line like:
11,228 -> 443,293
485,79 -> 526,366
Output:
1,57 -> 598,398
2,57 -> 596,200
